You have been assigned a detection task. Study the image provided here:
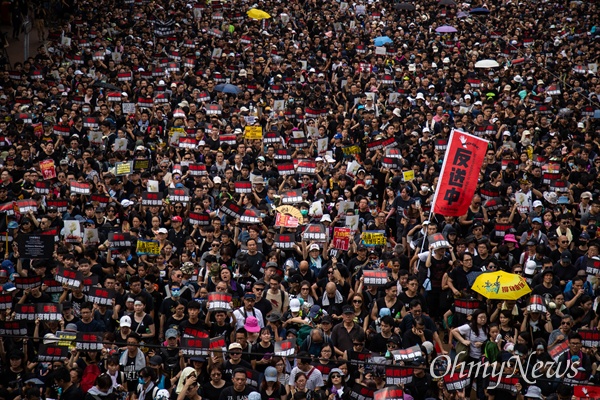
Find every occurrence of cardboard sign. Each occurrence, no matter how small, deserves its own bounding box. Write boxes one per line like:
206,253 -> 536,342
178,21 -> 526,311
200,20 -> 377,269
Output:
181,337 -> 210,356
46,200 -> 68,213
281,189 -> 303,205
349,384 -> 374,400
83,228 -> 99,246
275,213 -> 299,228
403,170 -> 415,182
209,336 -> 226,351
17,199 -> 37,213
374,387 -> 404,400
381,156 -> 401,170
34,181 -> 50,194
429,233 -> 451,250
142,191 -> 163,206
385,366 -> 414,385
0,321 -> 27,336
586,257 -> 600,283
116,161 -> 134,176
14,275 -> 43,290
133,159 -> 150,171
454,299 -> 482,315
342,145 -> 361,156
579,329 -> 600,348
37,303 -> 63,321
274,339 -> 296,356
17,234 -> 55,259
240,209 -> 261,224
549,340 -> 569,361
391,345 -> 422,362
332,227 -> 351,250
444,370 -> 471,391
169,187 -> 191,204
14,304 -> 37,321
136,239 -> 160,256
87,287 -> 115,306
64,220 -> 81,243
55,266 -> 83,289
90,194 -> 110,204
273,148 -> 292,161
235,181 -> 253,194
220,201 -> 243,219
76,332 -> 103,351
43,278 -> 63,293
0,293 -> 13,309
82,275 -> 98,292
345,215 -> 359,231
40,159 -> 57,180
362,231 -> 386,247
207,292 -> 232,311
108,232 -> 133,250
182,326 -> 209,339
296,160 -> 316,174
302,224 -> 327,242
187,163 -> 207,176
244,126 -> 263,139
275,233 -> 296,249
70,182 -> 91,195
38,344 -> 69,361
363,270 -> 388,286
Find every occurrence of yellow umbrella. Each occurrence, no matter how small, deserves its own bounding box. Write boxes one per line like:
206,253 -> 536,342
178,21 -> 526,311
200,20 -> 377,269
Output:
247,9 -> 271,19
471,270 -> 531,300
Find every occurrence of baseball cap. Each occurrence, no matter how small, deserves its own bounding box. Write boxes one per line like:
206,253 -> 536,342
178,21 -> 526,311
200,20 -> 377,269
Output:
120,315 -> 132,327
165,328 -> 179,339
290,298 -> 301,312
342,305 -> 355,314
171,216 -> 183,223
228,342 -> 243,350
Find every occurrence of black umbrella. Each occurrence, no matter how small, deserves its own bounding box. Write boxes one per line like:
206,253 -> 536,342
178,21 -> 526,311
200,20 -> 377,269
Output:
439,0 -> 456,5
394,3 -> 416,11
91,81 -> 121,91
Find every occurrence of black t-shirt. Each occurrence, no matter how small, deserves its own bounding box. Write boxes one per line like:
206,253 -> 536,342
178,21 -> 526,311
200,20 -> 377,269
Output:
222,359 -> 252,382
202,381 -> 231,400
123,356 -> 139,392
218,385 -> 253,400
61,384 -> 85,400
250,342 -> 275,373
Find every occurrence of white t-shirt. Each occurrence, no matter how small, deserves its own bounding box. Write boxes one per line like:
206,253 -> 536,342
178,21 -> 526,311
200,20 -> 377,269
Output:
457,324 -> 488,359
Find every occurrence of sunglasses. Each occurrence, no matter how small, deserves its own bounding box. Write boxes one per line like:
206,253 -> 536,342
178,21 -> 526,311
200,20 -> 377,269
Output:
330,374 -> 342,379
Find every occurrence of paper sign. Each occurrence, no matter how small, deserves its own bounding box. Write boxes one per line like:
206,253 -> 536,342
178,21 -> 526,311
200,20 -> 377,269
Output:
385,366 -> 414,385
374,387 -> 404,400
17,234 -> 55,259
274,233 -> 296,249
108,232 -> 133,250
345,215 -> 359,232
429,233 -> 451,250
87,287 -> 115,306
235,181 -> 253,194
14,275 -> 43,290
142,191 -> 163,206
362,230 -> 386,246
64,220 -> 81,243
56,266 -> 83,289
363,270 -> 388,286
116,161 -> 134,176
208,292 -> 232,311
403,170 -> 415,182
391,345 -> 422,362
302,224 -> 328,242
332,227 -> 351,250
136,239 -> 160,256
182,337 -> 210,356
40,159 -> 56,180
83,228 -> 99,246
38,344 -> 69,361
275,213 -> 299,228
70,182 -> 91,195
76,332 -> 103,351
274,339 -> 296,356
244,126 -> 263,139
37,303 -> 62,321
579,329 -> 600,348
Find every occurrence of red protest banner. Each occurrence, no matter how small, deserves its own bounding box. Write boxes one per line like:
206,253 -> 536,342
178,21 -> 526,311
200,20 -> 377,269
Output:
433,130 -> 488,216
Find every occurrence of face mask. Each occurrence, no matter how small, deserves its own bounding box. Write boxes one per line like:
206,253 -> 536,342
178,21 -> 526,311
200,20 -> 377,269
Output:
568,162 -> 574,168
139,378 -> 146,385
171,288 -> 180,298
195,52 -> 201,56
365,180 -> 372,185
83,108 -> 90,113
301,209 -> 308,216
421,186 -> 428,192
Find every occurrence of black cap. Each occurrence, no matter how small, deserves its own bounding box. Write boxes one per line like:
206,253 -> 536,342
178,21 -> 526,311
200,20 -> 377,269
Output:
62,301 -> 72,309
342,305 -> 355,314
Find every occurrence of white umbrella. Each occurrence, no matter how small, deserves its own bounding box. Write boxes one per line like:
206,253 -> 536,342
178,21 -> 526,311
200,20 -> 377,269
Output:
475,59 -> 500,68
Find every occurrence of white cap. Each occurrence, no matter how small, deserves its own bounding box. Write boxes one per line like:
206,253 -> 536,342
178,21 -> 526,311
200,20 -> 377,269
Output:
213,176 -> 222,184
464,94 -> 471,99
533,200 -> 543,208
61,92 -> 68,96
121,199 -> 134,208
136,145 -> 145,151
525,260 -> 537,275
158,80 -> 166,85
416,92 -> 424,100
290,298 -> 301,312
320,214 -> 331,222
120,315 -> 132,327
503,130 -> 511,136
393,108 -> 402,117
158,227 -> 168,234
309,243 -> 320,252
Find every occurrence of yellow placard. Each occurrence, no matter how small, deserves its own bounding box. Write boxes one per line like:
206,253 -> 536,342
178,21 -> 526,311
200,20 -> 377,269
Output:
116,161 -> 133,176
362,232 -> 386,246
342,145 -> 361,156
403,170 -> 415,182
136,239 -> 160,256
244,126 -> 263,139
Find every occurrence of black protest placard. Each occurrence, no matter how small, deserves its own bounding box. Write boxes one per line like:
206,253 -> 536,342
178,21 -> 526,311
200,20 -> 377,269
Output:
76,332 -> 104,351
17,234 -> 55,259
220,200 -> 243,219
274,233 -> 296,249
37,303 -> 63,321
55,266 -> 83,290
14,304 -> 37,321
38,344 -> 69,361
169,187 -> 191,204
302,224 -> 327,242
87,287 -> 115,306
0,321 -> 27,335
142,191 -> 163,206
239,209 -> 260,224
188,212 -> 211,226
14,275 -> 43,290
108,232 -> 133,250
181,337 -> 210,356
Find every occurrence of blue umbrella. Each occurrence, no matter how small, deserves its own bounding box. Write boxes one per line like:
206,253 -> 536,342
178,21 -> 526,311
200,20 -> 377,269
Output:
373,36 -> 393,46
214,83 -> 241,94
469,7 -> 490,14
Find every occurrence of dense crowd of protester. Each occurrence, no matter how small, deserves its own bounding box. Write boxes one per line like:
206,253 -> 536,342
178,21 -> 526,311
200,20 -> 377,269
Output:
0,0 -> 600,399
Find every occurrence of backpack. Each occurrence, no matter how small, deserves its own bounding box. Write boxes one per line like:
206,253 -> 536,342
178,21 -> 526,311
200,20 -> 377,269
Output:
296,324 -> 314,348
81,363 -> 102,392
